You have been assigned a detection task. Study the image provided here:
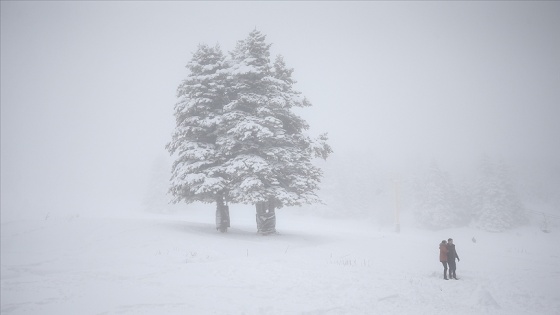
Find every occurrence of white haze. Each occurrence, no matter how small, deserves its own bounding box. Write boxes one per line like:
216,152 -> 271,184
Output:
2,3 -> 560,315
2,1 -> 560,221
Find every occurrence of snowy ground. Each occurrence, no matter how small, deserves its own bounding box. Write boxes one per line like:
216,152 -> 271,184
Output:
2,206 -> 559,315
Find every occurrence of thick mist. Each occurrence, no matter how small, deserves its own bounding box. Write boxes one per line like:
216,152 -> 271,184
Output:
2,2 -> 559,221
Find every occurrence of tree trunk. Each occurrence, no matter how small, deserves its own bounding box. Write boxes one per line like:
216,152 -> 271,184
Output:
256,199 -> 276,235
216,194 -> 230,233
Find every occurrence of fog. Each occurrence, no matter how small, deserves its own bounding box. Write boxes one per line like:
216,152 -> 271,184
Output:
2,1 -> 559,221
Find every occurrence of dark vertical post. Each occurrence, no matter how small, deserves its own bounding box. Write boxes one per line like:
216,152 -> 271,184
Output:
394,180 -> 401,233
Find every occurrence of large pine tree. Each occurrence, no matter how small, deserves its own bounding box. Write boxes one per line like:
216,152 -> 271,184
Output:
167,31 -> 331,234
166,44 -> 231,231
220,30 -> 331,234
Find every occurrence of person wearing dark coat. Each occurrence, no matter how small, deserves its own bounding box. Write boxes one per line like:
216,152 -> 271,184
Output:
447,238 -> 460,279
439,240 -> 449,280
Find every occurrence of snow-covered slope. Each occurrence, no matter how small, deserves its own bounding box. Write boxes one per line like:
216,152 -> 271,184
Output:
2,207 -> 559,314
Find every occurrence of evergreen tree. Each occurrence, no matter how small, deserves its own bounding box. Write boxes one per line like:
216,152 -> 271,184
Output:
144,156 -> 176,213
219,30 -> 331,234
166,44 -> 231,231
167,31 -> 331,234
471,158 -> 527,232
414,161 -> 467,230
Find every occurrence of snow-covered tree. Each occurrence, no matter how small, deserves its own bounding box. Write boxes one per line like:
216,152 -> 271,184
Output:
167,31 -> 331,234
143,156 -> 177,213
166,44 -> 231,231
414,161 -> 467,230
471,158 -> 527,232
218,30 -> 331,234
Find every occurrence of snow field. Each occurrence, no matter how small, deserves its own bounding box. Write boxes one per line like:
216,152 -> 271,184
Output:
1,207 -> 559,314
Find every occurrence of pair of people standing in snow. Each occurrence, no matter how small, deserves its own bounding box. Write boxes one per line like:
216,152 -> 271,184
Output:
439,238 -> 460,280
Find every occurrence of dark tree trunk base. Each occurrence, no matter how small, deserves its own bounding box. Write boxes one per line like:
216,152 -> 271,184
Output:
256,200 -> 276,235
216,195 -> 230,233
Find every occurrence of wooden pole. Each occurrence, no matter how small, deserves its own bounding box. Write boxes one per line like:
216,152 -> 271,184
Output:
394,180 -> 401,233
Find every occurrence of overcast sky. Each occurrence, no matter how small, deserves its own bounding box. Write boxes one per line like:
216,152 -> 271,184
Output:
2,1 -> 559,220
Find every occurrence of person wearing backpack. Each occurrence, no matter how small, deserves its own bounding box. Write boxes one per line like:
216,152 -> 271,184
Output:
439,240 -> 449,280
